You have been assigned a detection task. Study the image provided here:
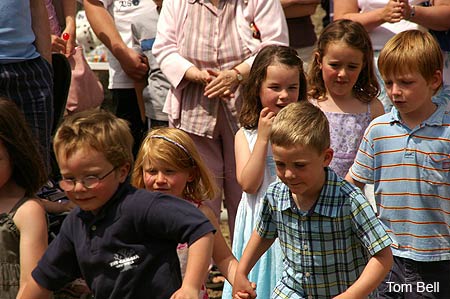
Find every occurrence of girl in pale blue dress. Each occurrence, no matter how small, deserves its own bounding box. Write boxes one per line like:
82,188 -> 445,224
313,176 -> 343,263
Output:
223,45 -> 308,298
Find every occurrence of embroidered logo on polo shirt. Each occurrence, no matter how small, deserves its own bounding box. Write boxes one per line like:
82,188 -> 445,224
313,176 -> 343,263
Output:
109,249 -> 140,272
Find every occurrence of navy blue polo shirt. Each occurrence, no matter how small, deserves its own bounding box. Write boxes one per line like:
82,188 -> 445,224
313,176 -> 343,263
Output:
32,183 -> 215,299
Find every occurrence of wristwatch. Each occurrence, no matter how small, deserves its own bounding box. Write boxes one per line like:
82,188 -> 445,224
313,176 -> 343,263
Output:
232,68 -> 243,83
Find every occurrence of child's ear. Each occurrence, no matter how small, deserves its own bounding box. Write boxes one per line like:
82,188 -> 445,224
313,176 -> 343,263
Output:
430,70 -> 443,91
322,148 -> 334,167
187,167 -> 196,183
118,163 -> 131,183
314,52 -> 322,69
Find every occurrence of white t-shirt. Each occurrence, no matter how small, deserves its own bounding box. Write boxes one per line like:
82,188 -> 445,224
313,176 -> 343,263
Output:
100,0 -> 156,89
358,0 -> 427,50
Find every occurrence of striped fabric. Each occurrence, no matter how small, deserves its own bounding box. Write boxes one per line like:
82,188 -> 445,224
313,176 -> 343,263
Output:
350,103 -> 450,262
256,168 -> 392,298
0,57 -> 53,167
178,0 -> 250,137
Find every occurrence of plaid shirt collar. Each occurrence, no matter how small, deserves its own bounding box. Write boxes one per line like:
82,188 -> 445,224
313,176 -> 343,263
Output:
280,167 -> 346,218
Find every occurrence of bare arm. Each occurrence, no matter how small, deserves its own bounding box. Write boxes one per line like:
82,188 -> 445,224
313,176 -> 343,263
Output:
203,62 -> 251,99
401,0 -> 450,31
61,0 -> 77,55
235,108 -> 276,194
30,0 -> 52,63
18,278 -> 51,299
15,199 -> 49,298
345,171 -> 366,191
280,0 -> 319,19
334,0 -> 404,32
170,232 -> 215,299
50,0 -> 76,55
370,98 -> 386,120
83,0 -> 148,80
333,247 -> 393,299
232,230 -> 275,298
199,205 -> 238,285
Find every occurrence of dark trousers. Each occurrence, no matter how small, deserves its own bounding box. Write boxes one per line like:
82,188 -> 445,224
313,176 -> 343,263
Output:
112,88 -> 147,157
378,256 -> 450,299
0,57 -> 53,169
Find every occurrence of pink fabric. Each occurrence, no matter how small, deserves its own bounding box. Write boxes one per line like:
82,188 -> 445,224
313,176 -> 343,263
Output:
66,47 -> 104,113
153,0 -> 289,124
187,104 -> 242,241
45,0 -> 61,36
174,0 -> 249,137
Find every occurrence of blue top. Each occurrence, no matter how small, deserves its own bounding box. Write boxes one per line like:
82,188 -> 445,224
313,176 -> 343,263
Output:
32,183 -> 215,299
350,103 -> 450,262
257,168 -> 392,298
0,0 -> 39,62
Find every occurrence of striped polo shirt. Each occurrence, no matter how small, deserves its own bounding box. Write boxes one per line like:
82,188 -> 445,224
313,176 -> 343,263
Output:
350,103 -> 450,262
256,168 -> 392,298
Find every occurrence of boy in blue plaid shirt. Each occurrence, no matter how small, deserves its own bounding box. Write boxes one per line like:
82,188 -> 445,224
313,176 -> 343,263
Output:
233,101 -> 393,299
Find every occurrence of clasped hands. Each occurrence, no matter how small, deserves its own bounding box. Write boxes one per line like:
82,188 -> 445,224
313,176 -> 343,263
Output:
185,66 -> 240,100
384,0 -> 416,23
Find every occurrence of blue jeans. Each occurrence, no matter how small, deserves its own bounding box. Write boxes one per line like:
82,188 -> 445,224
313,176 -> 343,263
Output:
378,256 -> 450,299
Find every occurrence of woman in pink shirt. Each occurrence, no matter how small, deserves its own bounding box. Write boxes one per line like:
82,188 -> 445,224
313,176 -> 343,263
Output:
153,0 -> 289,244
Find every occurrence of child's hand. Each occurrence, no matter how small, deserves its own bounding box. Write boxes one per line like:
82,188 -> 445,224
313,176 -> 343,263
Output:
169,285 -> 198,299
234,282 -> 257,299
232,273 -> 257,299
257,107 -> 276,141
332,291 -> 368,299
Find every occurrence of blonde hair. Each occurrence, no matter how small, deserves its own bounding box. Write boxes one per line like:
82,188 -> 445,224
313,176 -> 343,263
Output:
378,30 -> 443,93
53,109 -> 134,169
131,128 -> 217,202
270,101 -> 330,153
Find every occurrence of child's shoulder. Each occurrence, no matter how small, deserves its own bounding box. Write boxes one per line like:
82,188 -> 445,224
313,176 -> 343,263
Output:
266,181 -> 290,198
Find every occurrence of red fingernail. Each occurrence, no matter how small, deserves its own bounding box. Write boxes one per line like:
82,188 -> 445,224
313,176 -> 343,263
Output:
62,33 -> 70,41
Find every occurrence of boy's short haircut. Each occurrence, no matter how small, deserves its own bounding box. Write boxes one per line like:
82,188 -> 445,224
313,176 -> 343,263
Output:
270,101 -> 330,153
378,30 -> 443,91
53,108 -> 134,168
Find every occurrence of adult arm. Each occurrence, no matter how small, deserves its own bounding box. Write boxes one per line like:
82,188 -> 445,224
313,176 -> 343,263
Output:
62,0 -> 77,55
280,0 -> 320,19
83,0 -> 148,80
235,108 -> 275,194
334,0 -> 404,32
402,0 -> 450,31
15,199 -> 49,298
333,247 -> 393,299
204,0 -> 289,98
152,0 -> 198,89
30,0 -> 52,63
170,232 -> 215,299
50,0 -> 77,55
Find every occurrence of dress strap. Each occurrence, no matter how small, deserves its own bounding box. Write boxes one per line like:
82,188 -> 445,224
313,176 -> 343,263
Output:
309,98 -> 319,107
367,102 -> 371,114
9,196 -> 30,216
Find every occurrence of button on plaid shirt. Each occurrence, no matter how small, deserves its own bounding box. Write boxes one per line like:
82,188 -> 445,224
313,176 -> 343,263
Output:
256,168 -> 392,298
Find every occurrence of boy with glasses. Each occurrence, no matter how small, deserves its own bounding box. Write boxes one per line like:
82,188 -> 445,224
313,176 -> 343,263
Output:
19,109 -> 215,299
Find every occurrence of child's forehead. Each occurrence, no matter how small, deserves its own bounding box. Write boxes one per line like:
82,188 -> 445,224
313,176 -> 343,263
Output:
382,69 -> 421,81
143,157 -> 176,169
60,145 -> 105,161
272,143 -> 320,157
